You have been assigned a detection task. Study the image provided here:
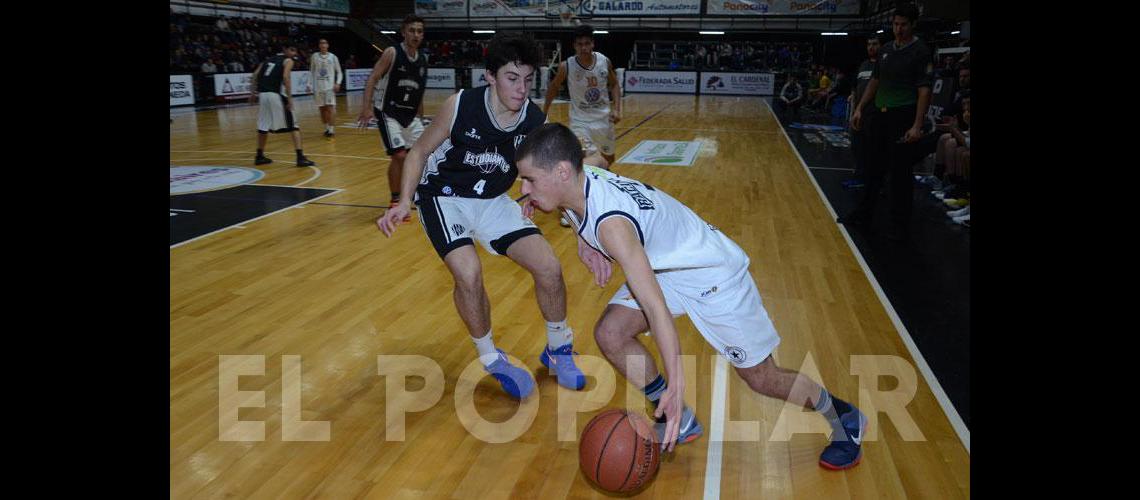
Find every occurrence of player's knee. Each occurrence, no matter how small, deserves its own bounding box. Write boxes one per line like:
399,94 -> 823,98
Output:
449,265 -> 484,293
391,149 -> 408,162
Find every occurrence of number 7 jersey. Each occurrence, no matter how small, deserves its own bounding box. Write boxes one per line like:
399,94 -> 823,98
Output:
566,166 -> 750,284
417,86 -> 546,199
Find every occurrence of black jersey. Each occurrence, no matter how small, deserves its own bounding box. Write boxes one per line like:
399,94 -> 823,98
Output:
417,87 -> 546,200
374,43 -> 428,127
257,54 -> 289,94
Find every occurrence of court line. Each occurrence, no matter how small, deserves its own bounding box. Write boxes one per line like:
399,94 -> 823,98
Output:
808,167 -> 856,172
170,188 -> 343,250
615,104 -> 673,140
170,150 -> 388,161
763,99 -> 970,454
295,166 -> 322,186
702,356 -> 730,500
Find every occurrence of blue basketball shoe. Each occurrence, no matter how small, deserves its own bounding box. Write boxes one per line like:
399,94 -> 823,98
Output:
483,349 -> 535,399
819,406 -> 868,470
539,343 -> 586,390
653,405 -> 704,446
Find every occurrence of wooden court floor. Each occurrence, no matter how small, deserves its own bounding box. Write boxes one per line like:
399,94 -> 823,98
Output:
170,90 -> 970,498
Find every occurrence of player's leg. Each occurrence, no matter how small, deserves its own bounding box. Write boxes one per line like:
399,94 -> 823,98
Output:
422,196 -> 535,399
377,111 -> 411,218
591,122 -> 617,167
597,284 -> 703,445
683,267 -> 865,470
255,97 -> 273,164
479,195 -> 584,390
279,93 -> 314,166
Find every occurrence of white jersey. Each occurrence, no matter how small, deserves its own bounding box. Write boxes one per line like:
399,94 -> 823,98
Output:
311,52 -> 343,91
567,167 -> 749,286
566,52 -> 612,123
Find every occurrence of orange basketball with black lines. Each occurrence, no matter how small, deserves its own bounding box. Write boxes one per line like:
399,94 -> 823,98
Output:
579,408 -> 660,493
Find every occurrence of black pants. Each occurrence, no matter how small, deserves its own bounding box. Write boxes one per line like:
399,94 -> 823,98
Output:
850,106 -> 874,180
857,105 -> 923,226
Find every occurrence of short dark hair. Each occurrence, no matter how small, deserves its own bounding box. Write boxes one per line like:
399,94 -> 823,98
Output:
573,24 -> 594,42
893,3 -> 920,23
402,14 -> 425,29
486,31 -> 543,76
517,123 -> 583,173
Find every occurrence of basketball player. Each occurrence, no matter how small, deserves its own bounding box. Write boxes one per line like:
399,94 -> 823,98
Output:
515,123 -> 867,468
250,45 -> 316,167
310,38 -> 343,137
542,24 -> 621,226
358,14 -> 428,218
377,32 -> 586,399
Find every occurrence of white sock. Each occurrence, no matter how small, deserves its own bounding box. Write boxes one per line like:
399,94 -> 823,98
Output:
472,331 -> 499,367
546,320 -> 573,350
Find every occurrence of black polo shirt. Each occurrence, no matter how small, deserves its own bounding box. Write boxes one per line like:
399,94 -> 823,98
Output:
872,37 -> 933,109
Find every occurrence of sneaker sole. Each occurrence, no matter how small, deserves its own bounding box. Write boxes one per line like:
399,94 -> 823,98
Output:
819,453 -> 862,471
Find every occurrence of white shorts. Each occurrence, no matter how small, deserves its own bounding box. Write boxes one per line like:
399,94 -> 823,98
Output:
315,88 -> 336,107
608,265 -> 781,369
257,92 -> 297,133
376,109 -> 425,155
570,119 -> 616,156
416,193 -> 541,259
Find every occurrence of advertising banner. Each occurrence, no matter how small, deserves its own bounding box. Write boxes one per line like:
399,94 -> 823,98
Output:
346,68 -> 372,91
170,75 -> 196,106
624,70 -> 697,94
705,0 -> 860,16
699,72 -> 774,95
427,68 -> 457,89
414,0 -> 470,17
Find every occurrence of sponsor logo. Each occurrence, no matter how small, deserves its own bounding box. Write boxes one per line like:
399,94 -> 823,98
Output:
398,79 -> 422,90
723,1 -> 768,12
609,180 -> 655,210
627,76 -> 639,87
700,286 -> 718,297
705,76 -> 724,90
790,1 -> 838,13
463,149 -> 509,174
442,185 -> 454,195
465,128 -> 481,140
513,134 -> 527,149
451,223 -> 466,236
585,87 -> 602,102
596,1 -> 644,13
725,346 -> 747,364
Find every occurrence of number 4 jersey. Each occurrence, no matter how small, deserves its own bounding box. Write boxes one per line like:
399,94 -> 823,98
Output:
566,166 -> 749,284
417,86 -> 545,200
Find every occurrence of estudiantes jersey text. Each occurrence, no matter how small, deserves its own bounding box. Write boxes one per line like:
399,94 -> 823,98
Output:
417,87 -> 545,199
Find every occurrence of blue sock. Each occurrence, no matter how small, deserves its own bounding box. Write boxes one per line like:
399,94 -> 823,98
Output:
643,374 -> 667,422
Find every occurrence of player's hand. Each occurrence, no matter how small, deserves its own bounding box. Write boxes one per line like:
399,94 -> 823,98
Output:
357,108 -> 374,129
610,109 -> 622,124
520,197 -> 536,220
654,383 -> 684,453
577,240 -> 611,287
850,109 -> 862,131
902,125 -> 922,143
377,203 -> 410,237
334,84 -> 341,93
285,99 -> 293,112
248,92 -> 258,104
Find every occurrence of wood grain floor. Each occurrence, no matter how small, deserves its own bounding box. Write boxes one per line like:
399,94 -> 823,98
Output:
170,89 -> 969,499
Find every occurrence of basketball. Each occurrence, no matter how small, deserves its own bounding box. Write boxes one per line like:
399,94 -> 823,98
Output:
579,409 -> 660,493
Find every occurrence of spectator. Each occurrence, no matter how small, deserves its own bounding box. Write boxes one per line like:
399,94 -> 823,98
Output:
776,73 -> 805,119
695,44 -> 707,69
841,3 -> 933,242
935,93 -> 970,225
201,58 -> 218,74
226,59 -> 244,73
345,54 -> 358,69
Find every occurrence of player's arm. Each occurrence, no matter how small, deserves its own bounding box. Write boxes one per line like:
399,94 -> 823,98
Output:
606,64 -> 622,123
282,58 -> 294,109
358,47 -> 396,126
850,78 -> 877,131
596,218 -> 684,452
334,54 -> 344,91
378,91 -> 460,236
542,62 -> 568,117
249,63 -> 262,103
309,53 -> 317,87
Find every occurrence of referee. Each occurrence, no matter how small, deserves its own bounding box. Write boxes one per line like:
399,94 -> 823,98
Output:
840,3 -> 932,242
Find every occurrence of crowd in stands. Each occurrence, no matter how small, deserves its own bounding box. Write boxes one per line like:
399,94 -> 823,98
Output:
170,10 -> 324,97
421,39 -> 490,67
635,41 -> 815,73
918,50 -> 970,226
